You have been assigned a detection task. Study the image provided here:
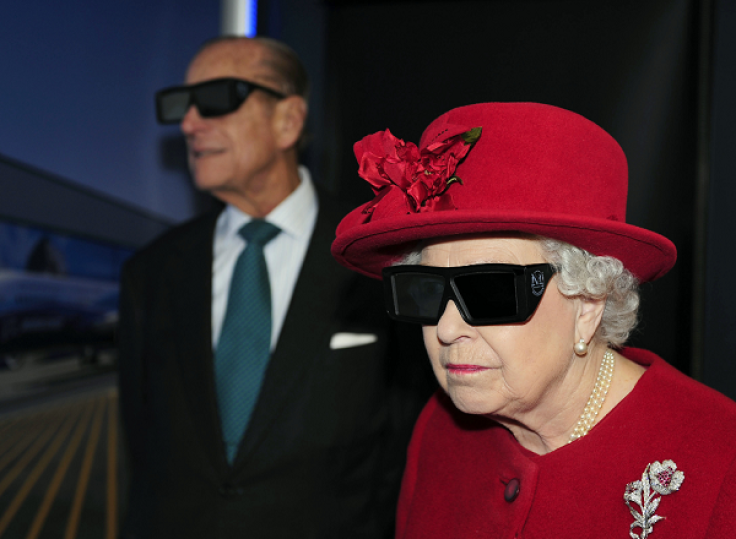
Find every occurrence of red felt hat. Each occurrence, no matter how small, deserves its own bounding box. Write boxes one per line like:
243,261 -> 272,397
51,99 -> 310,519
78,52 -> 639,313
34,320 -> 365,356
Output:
331,102 -> 676,282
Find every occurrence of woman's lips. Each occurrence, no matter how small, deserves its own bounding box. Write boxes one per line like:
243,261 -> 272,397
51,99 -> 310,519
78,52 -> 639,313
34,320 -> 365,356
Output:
446,364 -> 490,374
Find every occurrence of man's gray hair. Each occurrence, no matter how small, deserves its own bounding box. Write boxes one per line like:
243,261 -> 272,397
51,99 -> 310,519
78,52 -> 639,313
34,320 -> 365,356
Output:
198,36 -> 310,100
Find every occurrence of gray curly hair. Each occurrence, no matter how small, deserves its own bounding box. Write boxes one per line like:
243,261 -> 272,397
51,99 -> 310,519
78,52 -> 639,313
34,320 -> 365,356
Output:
397,235 -> 640,347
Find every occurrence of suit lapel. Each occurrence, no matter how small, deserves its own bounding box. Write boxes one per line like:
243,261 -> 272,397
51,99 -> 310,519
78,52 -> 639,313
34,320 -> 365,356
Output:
234,194 -> 350,466
170,210 -> 231,474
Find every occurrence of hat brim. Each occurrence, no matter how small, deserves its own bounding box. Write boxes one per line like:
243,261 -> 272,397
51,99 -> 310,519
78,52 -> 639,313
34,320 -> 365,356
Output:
332,205 -> 677,283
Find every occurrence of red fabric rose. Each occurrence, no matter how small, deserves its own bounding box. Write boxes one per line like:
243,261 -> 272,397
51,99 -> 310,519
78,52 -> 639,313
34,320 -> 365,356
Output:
353,126 -> 481,220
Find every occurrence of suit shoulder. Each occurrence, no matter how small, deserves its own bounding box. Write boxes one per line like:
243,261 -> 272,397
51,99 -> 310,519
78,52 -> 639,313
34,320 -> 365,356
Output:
125,210 -> 219,270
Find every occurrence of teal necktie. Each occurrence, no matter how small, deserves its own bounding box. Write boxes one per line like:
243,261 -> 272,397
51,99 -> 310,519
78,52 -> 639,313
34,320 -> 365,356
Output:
215,220 -> 281,464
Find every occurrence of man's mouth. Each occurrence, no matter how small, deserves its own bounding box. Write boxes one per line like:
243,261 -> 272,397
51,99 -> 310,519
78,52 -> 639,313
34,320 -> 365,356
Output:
190,148 -> 225,159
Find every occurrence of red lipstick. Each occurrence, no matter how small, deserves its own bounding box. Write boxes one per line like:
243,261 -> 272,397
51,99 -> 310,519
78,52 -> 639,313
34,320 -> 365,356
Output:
446,364 -> 489,374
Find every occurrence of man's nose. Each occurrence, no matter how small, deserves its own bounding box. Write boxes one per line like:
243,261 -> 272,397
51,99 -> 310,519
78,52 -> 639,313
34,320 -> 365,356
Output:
180,105 -> 204,134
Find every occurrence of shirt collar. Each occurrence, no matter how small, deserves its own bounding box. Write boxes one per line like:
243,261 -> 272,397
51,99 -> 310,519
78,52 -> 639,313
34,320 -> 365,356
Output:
218,166 -> 318,241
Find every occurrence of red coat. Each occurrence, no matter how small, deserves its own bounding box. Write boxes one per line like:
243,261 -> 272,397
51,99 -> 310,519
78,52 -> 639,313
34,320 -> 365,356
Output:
397,349 -> 736,538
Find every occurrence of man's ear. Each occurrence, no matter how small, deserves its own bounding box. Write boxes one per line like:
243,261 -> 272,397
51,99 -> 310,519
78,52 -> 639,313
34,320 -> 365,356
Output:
273,96 -> 307,150
574,296 -> 606,344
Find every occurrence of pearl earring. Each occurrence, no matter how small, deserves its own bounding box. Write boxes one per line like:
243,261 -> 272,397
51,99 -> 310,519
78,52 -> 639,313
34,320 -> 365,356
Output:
574,339 -> 588,356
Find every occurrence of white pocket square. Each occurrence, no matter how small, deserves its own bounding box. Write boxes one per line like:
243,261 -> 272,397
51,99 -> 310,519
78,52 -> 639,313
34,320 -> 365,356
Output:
329,332 -> 378,350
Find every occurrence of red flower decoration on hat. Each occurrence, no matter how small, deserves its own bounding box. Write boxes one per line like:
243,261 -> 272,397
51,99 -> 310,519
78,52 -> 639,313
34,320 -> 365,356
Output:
354,126 -> 481,221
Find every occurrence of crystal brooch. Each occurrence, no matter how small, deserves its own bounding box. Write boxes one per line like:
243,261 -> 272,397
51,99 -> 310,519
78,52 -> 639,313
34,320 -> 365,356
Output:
624,460 -> 684,538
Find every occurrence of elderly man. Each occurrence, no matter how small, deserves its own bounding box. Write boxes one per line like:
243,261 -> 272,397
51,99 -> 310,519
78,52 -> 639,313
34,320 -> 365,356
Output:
118,37 -> 432,539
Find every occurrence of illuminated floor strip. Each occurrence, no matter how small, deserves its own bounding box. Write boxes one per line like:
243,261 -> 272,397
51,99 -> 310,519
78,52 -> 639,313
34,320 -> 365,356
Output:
0,424 -> 44,475
106,391 -> 117,539
0,409 -> 59,470
24,400 -> 96,539
0,388 -> 120,539
64,395 -> 106,539
0,402 -> 83,536
0,409 -> 67,499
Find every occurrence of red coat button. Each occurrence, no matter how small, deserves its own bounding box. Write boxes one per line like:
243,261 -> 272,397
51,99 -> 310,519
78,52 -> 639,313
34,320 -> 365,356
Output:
504,478 -> 520,502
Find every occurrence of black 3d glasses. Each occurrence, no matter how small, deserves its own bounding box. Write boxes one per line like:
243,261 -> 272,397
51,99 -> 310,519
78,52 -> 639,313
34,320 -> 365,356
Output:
382,263 -> 557,325
155,77 -> 287,124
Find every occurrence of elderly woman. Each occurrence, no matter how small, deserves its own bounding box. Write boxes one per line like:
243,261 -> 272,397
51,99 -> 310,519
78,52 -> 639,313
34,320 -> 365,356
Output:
331,103 -> 736,538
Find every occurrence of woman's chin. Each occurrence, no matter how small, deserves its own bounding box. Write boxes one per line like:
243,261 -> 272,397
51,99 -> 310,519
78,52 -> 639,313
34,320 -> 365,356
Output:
447,388 -> 501,416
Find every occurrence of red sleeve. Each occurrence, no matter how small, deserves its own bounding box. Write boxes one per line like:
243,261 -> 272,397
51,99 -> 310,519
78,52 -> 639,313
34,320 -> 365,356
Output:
395,391 -> 441,539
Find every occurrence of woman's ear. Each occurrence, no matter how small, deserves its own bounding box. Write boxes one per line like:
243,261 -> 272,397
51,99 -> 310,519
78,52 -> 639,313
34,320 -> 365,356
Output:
273,96 -> 307,150
574,296 -> 606,344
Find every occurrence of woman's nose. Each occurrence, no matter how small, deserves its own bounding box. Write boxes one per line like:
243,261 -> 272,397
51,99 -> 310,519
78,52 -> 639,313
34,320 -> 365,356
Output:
435,300 -> 474,344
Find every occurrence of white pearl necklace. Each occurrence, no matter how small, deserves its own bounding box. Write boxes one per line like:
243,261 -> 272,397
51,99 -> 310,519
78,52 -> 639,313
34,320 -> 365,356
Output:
569,349 -> 615,443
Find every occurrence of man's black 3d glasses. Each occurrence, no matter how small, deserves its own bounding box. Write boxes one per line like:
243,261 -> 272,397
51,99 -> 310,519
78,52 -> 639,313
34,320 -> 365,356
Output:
155,77 -> 287,124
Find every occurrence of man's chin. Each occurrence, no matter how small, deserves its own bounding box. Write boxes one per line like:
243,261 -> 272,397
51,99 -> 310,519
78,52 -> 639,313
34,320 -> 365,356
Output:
190,167 -> 230,193
193,179 -> 223,192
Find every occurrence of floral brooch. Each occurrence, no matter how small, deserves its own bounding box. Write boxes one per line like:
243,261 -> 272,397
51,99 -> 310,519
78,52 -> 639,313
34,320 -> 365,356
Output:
624,460 -> 685,538
353,126 -> 481,221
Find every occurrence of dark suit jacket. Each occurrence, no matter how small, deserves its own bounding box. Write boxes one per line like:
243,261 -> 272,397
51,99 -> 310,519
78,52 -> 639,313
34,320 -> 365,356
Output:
118,192 -> 434,539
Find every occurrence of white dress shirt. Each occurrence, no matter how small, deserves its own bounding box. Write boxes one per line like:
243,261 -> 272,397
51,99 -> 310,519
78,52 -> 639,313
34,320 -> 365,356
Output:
212,166 -> 318,351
